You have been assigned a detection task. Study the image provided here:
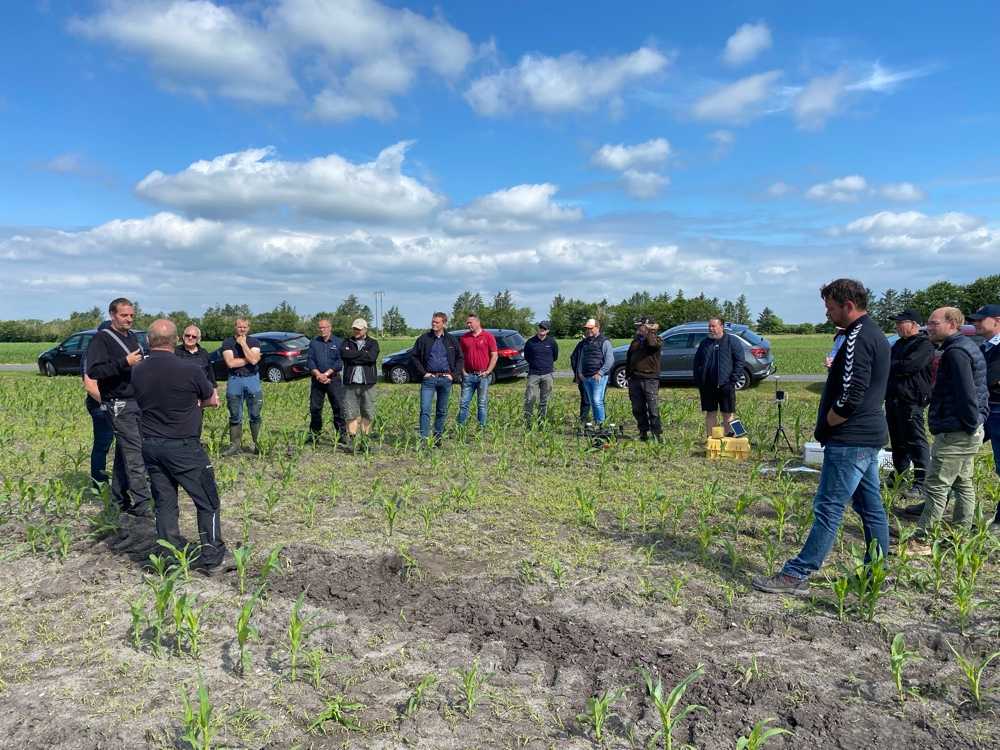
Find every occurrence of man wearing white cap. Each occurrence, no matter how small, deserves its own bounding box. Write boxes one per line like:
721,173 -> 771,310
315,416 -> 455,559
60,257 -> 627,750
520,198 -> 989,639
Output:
570,318 -> 614,424
339,318 -> 379,447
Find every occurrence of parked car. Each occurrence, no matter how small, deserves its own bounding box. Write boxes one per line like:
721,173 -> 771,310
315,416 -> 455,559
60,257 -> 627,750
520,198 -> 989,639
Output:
382,329 -> 529,384
609,322 -> 774,390
209,331 -> 311,383
38,329 -> 149,376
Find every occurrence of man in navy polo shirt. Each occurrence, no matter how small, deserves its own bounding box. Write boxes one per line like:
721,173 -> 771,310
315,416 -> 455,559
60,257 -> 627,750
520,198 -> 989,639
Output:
458,313 -> 498,428
523,320 -> 559,428
221,318 -> 263,455
307,318 -> 347,444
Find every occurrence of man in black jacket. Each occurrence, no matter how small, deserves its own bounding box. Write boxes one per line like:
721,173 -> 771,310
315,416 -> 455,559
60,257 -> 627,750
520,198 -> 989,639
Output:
307,319 -> 347,444
523,321 -> 559,428
175,325 -> 218,406
969,304 -> 1000,531
754,279 -> 890,595
906,307 -> 989,554
85,297 -> 153,518
340,318 -> 379,446
626,317 -> 662,441
885,310 -> 933,499
412,312 -> 463,443
693,317 -> 743,437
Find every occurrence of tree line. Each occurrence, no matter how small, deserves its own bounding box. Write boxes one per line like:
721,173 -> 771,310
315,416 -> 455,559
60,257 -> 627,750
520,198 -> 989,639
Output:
1,274 -> 996,342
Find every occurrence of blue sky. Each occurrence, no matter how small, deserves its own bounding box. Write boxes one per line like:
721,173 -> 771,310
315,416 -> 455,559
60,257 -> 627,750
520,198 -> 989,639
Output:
2,0 -> 998,326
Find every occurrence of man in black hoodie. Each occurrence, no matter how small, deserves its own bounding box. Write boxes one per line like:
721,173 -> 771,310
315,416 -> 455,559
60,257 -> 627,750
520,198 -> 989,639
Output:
753,279 -> 890,595
905,307 -> 989,554
885,310 -> 933,499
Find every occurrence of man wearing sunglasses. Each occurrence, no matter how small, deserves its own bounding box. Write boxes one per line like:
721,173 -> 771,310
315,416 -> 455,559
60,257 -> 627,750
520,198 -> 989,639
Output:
175,325 -> 219,409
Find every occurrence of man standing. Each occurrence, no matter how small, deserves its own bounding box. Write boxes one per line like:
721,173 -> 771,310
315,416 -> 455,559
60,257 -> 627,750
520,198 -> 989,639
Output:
132,319 -> 231,574
570,318 -> 614,424
905,307 -> 989,554
412,312 -> 463,444
175,325 -> 218,406
626,317 -> 662,441
85,298 -> 153,518
693,317 -> 744,437
221,318 -> 263,456
82,320 -> 116,492
340,318 -> 379,446
753,279 -> 890,595
884,310 -> 933,505
307,319 -> 347,444
458,313 -> 498,429
523,320 -> 559,428
968,304 -> 1000,531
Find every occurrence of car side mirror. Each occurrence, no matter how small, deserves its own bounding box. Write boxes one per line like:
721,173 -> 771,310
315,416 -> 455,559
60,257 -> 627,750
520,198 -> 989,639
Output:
57,345 -> 65,352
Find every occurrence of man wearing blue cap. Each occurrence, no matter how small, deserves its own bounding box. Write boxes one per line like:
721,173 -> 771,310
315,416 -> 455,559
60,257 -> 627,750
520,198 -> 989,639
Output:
969,304 -> 1000,531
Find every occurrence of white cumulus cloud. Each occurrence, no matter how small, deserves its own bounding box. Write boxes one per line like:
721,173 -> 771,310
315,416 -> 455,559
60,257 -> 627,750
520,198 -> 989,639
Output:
135,142 -> 444,222
591,138 -> 670,171
805,175 -> 869,203
878,182 -> 925,201
465,46 -> 668,116
622,170 -> 670,199
844,210 -> 999,254
767,181 -> 794,197
793,71 -> 850,130
691,70 -> 782,123
440,183 -> 581,233
722,22 -> 772,66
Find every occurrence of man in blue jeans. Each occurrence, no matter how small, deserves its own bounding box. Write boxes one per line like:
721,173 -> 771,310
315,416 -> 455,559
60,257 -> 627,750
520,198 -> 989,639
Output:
570,318 -> 614,424
753,279 -> 891,594
221,318 -> 263,455
969,304 -> 1000,532
458,314 -> 497,428
411,312 -> 463,445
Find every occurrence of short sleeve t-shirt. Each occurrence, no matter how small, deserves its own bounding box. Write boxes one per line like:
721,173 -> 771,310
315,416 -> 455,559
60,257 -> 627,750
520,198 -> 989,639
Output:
221,336 -> 262,377
460,330 -> 497,372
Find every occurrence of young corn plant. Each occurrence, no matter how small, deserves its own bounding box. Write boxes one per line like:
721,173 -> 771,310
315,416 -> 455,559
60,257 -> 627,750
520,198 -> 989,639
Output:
180,677 -> 218,750
735,718 -> 792,750
234,589 -> 261,676
287,591 -> 334,682
842,541 -> 889,622
181,599 -> 206,660
148,569 -> 179,657
641,664 -> 706,750
308,694 -> 365,734
232,545 -> 252,596
382,494 -> 402,538
129,595 -> 147,650
306,648 -> 326,690
157,540 -> 197,583
458,659 -> 488,717
577,686 -> 625,743
575,487 -> 598,529
257,545 -> 284,594
889,633 -> 920,706
404,674 -> 438,718
948,643 -> 1000,711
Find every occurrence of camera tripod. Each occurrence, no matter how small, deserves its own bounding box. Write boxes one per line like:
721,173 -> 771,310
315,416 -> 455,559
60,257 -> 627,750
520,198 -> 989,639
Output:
770,378 -> 795,453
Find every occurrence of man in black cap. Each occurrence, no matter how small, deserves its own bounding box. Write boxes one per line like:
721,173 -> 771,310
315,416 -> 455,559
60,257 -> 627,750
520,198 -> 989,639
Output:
885,309 -> 934,508
626,316 -> 662,441
132,319 -> 232,573
969,304 -> 1000,531
522,320 -> 559,428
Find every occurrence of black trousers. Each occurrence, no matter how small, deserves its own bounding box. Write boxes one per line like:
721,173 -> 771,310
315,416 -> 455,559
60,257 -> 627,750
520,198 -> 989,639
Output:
629,377 -> 662,435
886,398 -> 930,487
142,436 -> 225,567
107,399 -> 153,511
309,378 -> 347,435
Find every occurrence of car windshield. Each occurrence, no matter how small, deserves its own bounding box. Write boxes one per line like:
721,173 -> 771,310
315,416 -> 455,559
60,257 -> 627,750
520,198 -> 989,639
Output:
281,336 -> 311,350
738,328 -> 765,345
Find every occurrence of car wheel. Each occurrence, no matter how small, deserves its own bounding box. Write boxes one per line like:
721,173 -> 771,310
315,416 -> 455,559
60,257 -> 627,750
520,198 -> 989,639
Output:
264,365 -> 285,383
612,366 -> 628,389
733,367 -> 752,391
387,365 -> 410,384
43,360 -> 57,377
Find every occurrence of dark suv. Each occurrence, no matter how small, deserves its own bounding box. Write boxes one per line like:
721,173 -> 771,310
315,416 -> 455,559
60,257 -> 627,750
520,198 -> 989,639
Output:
382,328 -> 529,384
38,329 -> 149,376
209,331 -> 311,383
610,322 -> 775,390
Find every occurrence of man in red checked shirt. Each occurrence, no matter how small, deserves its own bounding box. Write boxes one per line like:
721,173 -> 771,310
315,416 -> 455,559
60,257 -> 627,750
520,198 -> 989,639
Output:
457,313 -> 498,428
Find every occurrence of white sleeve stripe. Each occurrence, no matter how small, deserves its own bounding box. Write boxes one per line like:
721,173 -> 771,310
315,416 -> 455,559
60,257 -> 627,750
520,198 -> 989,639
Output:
835,323 -> 862,409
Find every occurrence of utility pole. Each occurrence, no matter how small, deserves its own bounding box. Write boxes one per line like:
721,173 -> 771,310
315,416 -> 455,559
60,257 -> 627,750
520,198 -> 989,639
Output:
373,290 -> 385,335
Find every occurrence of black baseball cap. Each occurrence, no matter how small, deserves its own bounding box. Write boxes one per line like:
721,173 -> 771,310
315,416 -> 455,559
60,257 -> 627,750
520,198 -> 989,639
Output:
890,309 -> 923,324
536,320 -> 551,330
967,304 -> 1000,321
635,316 -> 655,326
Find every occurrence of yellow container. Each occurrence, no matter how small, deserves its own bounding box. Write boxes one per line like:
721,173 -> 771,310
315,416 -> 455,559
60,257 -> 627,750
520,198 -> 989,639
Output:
720,436 -> 751,460
711,426 -> 725,438
705,436 -> 722,459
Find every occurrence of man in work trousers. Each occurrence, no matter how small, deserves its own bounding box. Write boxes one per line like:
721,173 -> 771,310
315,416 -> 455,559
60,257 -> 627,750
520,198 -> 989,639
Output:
968,304 -> 1000,532
626,316 -> 662,441
132,319 -> 232,574
904,307 -> 989,555
82,320 -> 116,492
85,298 -> 154,522
458,313 -> 498,429
523,320 -> 559,428
307,319 -> 347,445
221,318 -> 263,455
884,310 -> 934,512
753,279 -> 891,595
340,318 -> 379,447
693,317 -> 743,437
570,318 -> 614,424
412,312 -> 463,445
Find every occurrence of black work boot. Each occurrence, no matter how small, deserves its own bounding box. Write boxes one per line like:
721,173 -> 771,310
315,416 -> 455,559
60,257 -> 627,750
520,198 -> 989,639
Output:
222,424 -> 242,456
249,423 -> 262,455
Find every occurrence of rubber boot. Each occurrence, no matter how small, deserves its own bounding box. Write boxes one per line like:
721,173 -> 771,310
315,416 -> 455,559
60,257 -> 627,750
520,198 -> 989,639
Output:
222,424 -> 242,456
249,422 -> 262,455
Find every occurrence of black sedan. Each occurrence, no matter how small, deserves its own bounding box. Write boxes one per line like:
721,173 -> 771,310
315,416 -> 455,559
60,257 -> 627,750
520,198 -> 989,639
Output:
382,329 -> 529,384
38,328 -> 149,376
209,331 -> 311,383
